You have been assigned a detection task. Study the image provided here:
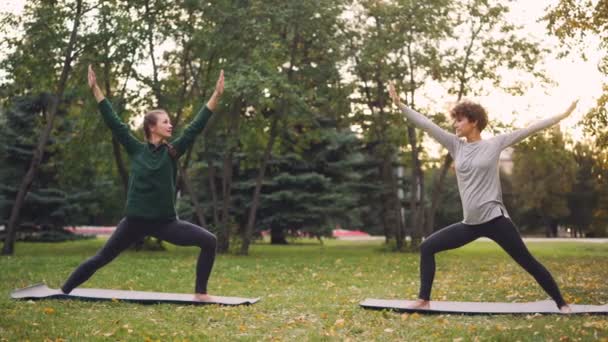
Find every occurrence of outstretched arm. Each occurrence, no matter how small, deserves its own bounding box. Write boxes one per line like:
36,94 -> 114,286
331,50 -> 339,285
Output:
88,65 -> 140,154
388,82 -> 458,154
172,70 -> 224,156
498,100 -> 578,149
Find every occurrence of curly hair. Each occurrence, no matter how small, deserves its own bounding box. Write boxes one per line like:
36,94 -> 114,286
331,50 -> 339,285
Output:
449,100 -> 488,132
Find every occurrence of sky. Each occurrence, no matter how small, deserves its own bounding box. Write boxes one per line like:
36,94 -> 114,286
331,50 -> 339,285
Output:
1,0 -> 605,141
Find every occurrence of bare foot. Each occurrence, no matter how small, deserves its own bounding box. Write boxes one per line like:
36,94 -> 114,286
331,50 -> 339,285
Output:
559,304 -> 572,314
407,299 -> 430,310
194,293 -> 214,302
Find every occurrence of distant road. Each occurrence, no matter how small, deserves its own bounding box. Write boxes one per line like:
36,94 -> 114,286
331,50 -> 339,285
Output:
65,227 -> 608,243
475,237 -> 608,243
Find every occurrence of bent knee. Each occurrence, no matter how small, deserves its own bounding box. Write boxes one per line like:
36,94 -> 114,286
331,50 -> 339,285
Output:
201,233 -> 217,251
419,240 -> 435,256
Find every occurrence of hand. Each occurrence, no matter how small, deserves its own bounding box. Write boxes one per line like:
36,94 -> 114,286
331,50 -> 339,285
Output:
206,70 -> 224,111
213,70 -> 224,97
388,81 -> 401,107
563,99 -> 578,118
88,64 -> 98,89
88,64 -> 105,102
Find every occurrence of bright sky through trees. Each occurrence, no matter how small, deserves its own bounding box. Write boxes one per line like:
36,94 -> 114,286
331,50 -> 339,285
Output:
1,0 -> 605,140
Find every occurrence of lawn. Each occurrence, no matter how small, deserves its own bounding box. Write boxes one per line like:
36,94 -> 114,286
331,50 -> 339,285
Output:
1,238 -> 607,341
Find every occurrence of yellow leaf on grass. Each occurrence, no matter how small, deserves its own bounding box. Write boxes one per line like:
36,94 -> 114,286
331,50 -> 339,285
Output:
43,307 -> 55,314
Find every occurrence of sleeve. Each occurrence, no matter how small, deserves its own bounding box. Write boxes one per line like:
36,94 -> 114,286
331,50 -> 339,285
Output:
97,99 -> 141,155
171,104 -> 214,157
497,113 -> 567,149
400,104 -> 458,155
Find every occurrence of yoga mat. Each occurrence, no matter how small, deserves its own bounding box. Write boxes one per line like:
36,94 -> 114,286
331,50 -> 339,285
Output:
360,298 -> 607,315
11,283 -> 259,306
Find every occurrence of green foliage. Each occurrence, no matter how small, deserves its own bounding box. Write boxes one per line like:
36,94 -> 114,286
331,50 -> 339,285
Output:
511,129 -> 577,235
257,124 -> 371,241
0,94 -> 96,230
1,0 -> 607,250
18,229 -> 94,243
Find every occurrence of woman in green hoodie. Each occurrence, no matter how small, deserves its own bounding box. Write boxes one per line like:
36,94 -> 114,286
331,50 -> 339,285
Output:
61,65 -> 223,301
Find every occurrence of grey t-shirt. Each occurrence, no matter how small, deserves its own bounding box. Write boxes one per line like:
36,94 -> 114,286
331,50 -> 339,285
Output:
400,104 -> 567,225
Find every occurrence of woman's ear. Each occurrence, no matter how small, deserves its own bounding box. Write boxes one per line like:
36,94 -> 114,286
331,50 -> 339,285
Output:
473,120 -> 481,131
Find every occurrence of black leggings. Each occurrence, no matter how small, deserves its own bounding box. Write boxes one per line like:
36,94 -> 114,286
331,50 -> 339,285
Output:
418,216 -> 566,308
62,217 -> 216,294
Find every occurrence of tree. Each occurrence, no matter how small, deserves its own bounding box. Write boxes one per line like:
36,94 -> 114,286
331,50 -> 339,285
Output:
565,143 -> 599,237
0,94 -> 92,234
2,0 -> 85,255
426,0 -> 550,238
545,0 -> 608,237
239,0 -> 351,254
348,0 -> 547,250
257,122 -> 367,244
348,0 -> 454,250
511,128 -> 577,237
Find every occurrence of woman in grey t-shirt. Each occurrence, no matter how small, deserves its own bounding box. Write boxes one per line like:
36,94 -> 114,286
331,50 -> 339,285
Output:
389,83 -> 577,313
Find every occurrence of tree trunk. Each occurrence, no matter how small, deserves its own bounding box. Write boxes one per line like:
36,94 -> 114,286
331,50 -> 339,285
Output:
425,153 -> 453,235
240,115 -> 279,255
426,21 -> 483,239
544,217 -> 558,237
102,73 -> 129,195
270,225 -> 288,245
218,149 -> 234,253
101,12 -> 129,195
2,0 -> 83,255
240,25 -> 299,255
404,36 -> 426,250
178,164 -> 206,226
206,150 -> 220,228
406,124 -> 424,249
217,102 -> 241,253
381,157 -> 404,250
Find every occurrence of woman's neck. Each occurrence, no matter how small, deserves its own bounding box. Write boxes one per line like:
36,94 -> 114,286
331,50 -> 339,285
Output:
149,135 -> 163,146
466,132 -> 482,143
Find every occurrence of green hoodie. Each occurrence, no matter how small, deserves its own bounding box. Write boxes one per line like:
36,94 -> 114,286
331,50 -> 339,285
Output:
97,99 -> 213,219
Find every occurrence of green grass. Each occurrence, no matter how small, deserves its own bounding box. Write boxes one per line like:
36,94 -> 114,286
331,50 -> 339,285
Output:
1,238 -> 607,341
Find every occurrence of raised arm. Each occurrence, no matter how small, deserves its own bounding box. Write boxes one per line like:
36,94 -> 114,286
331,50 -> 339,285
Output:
88,65 -> 141,154
172,70 -> 224,156
388,82 -> 458,154
497,100 -> 578,149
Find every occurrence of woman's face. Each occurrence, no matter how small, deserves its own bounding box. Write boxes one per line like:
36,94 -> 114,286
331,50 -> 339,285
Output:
151,112 -> 173,139
453,115 -> 478,138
